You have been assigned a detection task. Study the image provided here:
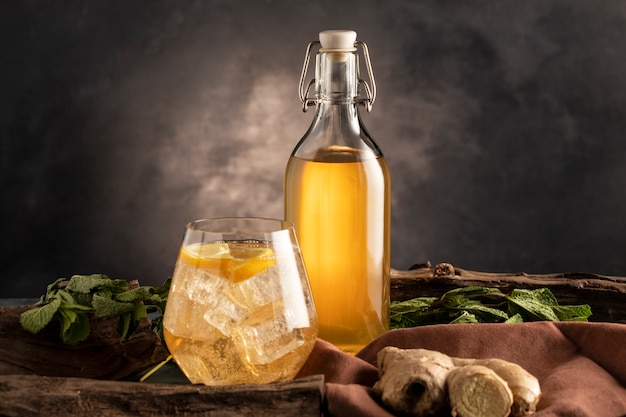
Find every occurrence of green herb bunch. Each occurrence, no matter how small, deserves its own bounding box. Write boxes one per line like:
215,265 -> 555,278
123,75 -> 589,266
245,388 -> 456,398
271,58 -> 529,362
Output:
390,286 -> 592,329
19,274 -> 170,344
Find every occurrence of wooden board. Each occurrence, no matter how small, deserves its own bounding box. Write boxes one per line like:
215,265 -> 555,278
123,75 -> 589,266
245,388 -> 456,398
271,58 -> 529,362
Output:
0,374 -> 325,417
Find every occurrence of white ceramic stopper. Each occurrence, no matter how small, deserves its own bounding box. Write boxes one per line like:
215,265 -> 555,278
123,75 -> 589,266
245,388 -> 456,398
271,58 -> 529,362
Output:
319,30 -> 357,49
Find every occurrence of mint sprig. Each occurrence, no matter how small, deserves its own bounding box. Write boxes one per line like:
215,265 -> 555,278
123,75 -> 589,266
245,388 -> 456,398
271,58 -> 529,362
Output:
19,274 -> 170,344
390,286 -> 592,329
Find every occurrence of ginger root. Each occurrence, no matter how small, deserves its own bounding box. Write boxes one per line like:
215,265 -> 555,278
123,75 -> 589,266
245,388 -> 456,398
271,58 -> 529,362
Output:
372,347 -> 541,417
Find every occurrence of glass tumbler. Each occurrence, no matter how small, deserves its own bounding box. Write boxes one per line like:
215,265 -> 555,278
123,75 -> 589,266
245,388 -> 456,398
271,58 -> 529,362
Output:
163,217 -> 318,385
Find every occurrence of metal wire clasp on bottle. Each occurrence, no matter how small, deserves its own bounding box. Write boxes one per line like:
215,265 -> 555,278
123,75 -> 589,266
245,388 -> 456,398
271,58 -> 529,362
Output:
298,40 -> 377,112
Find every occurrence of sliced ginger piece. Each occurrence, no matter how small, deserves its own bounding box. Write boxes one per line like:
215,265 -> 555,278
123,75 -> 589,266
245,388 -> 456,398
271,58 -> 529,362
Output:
447,364 -> 514,417
454,358 -> 541,416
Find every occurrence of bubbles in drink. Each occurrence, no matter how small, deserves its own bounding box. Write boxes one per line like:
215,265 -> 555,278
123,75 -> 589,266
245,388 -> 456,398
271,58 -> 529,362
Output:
170,335 -> 248,385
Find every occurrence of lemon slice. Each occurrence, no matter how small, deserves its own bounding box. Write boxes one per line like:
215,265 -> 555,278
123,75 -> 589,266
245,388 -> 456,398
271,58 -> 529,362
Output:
179,242 -> 233,273
179,242 -> 276,283
230,246 -> 276,283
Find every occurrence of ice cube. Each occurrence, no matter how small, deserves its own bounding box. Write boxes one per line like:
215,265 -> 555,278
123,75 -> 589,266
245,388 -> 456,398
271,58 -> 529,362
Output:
228,266 -> 281,309
233,304 -> 305,365
178,265 -> 228,302
164,291 -> 229,342
202,291 -> 249,336
167,265 -> 248,339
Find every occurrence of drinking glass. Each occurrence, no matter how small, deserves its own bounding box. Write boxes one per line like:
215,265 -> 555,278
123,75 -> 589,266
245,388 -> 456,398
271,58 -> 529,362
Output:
163,217 -> 318,385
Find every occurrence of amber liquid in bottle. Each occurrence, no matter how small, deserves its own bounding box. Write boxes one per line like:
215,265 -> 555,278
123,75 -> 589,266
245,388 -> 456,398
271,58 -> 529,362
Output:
285,146 -> 390,354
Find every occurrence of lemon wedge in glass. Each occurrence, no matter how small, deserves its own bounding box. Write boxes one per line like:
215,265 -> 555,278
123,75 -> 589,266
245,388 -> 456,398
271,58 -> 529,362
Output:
180,242 -> 276,283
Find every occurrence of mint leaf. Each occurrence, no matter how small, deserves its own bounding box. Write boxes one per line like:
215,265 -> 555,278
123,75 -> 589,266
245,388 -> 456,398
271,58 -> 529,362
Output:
390,298 -> 436,318
57,307 -> 77,337
19,297 -> 62,334
505,313 -> 524,323
507,288 -> 560,321
440,289 -> 509,323
133,303 -> 148,321
58,302 -> 94,313
118,313 -> 132,340
455,301 -> 509,322
444,286 -> 503,297
120,303 -> 148,340
58,308 -> 91,344
57,289 -> 79,305
92,294 -> 135,318
390,297 -> 436,328
115,287 -> 152,302
65,274 -> 113,293
449,310 -> 480,324
42,279 -> 65,303
552,304 -> 592,321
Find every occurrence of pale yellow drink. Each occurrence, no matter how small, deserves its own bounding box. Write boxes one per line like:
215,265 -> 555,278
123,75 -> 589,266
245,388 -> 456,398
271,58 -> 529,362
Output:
163,239 -> 317,385
285,149 -> 391,354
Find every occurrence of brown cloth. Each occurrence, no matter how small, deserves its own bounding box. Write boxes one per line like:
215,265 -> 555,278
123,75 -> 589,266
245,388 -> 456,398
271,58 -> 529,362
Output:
296,322 -> 626,417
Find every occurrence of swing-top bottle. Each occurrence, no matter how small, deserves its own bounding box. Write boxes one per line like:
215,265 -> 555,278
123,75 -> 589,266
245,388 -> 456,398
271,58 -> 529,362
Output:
284,30 -> 391,354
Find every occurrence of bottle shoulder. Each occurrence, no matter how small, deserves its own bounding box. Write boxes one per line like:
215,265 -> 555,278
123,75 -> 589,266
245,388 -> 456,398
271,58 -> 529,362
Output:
291,107 -> 383,162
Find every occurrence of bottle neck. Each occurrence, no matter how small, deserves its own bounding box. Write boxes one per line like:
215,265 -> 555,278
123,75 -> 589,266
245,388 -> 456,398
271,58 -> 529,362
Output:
315,50 -> 359,105
312,49 -> 361,135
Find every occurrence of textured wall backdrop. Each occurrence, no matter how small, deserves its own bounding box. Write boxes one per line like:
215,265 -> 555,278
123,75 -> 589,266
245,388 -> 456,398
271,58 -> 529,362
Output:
2,1 -> 626,296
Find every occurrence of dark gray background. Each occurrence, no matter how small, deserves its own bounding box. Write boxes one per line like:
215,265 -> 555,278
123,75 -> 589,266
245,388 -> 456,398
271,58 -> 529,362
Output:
2,1 -> 626,297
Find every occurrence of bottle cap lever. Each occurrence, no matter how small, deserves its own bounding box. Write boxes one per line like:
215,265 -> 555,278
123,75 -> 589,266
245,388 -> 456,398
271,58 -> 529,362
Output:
298,30 -> 377,112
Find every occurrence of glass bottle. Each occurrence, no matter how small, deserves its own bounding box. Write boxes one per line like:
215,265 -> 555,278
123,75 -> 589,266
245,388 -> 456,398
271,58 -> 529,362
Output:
284,30 -> 391,354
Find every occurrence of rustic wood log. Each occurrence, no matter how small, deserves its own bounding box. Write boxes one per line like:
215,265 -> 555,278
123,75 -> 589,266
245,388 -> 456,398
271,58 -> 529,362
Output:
0,374 -> 324,417
390,262 -> 626,323
0,305 -> 169,379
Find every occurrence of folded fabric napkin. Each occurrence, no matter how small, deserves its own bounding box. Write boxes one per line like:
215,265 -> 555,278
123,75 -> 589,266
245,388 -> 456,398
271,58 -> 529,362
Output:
296,322 -> 626,417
